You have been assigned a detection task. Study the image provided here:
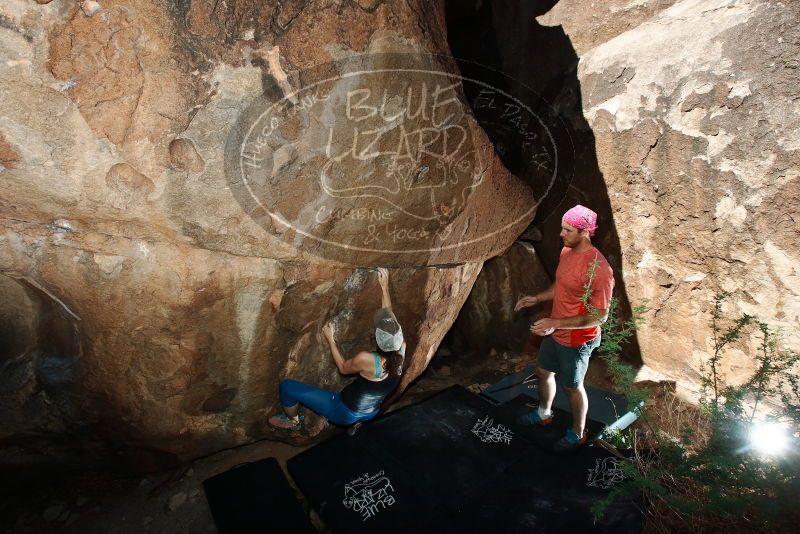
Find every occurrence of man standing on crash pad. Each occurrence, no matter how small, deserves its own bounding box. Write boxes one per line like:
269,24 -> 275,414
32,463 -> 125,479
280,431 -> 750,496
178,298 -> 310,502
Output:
513,205 -> 614,453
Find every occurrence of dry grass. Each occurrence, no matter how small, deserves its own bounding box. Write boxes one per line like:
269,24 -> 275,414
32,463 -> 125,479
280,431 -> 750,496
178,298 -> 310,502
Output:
617,383 -> 795,534
635,382 -> 711,452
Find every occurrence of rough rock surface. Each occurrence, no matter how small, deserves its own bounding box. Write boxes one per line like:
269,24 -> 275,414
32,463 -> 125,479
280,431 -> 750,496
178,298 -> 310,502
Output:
0,0 -> 533,468
571,0 -> 799,390
482,0 -> 800,391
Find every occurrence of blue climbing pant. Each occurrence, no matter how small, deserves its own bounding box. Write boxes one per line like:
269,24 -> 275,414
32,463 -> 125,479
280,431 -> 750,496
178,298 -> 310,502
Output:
279,379 -> 379,426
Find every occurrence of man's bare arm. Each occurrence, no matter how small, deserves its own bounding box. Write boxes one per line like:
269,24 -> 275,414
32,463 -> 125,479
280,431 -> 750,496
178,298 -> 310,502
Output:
514,283 -> 555,311
531,308 -> 608,335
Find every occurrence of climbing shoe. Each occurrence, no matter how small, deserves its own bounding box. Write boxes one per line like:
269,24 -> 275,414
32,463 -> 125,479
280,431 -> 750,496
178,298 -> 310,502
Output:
269,414 -> 304,431
553,429 -> 587,453
517,409 -> 554,427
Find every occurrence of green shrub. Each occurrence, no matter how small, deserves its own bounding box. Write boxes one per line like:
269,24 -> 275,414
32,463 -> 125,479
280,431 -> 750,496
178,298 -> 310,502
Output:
592,290 -> 800,532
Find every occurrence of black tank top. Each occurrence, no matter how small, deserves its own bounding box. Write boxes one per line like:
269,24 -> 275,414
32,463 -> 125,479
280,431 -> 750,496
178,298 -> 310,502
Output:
340,351 -> 400,413
340,375 -> 399,413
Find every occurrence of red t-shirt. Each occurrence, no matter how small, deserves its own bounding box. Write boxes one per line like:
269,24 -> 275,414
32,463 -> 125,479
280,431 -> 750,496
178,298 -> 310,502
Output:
551,247 -> 614,347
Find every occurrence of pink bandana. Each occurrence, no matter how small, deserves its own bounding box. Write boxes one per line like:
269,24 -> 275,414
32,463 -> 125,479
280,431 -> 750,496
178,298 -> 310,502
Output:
562,205 -> 598,236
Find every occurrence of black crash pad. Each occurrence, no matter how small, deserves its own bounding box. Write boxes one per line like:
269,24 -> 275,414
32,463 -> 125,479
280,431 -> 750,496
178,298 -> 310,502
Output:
287,385 -> 642,533
287,386 -> 532,533
438,446 -> 642,533
203,457 -> 315,534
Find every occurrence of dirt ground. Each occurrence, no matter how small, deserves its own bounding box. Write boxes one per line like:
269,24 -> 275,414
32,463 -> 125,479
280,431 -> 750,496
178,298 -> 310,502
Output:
2,348 -> 616,534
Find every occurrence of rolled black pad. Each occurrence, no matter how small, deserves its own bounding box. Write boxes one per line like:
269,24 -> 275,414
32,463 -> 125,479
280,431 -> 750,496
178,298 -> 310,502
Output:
482,365 -> 634,426
203,457 -> 315,534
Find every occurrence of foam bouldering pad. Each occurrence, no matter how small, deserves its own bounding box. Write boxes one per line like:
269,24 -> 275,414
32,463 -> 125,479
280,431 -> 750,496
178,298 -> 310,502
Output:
436,445 -> 642,533
287,385 -> 533,533
287,385 -> 643,533
203,457 -> 315,534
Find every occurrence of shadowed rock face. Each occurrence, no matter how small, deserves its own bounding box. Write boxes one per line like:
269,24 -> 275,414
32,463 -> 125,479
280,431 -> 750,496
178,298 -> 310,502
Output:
0,0 -> 534,468
447,242 -> 551,356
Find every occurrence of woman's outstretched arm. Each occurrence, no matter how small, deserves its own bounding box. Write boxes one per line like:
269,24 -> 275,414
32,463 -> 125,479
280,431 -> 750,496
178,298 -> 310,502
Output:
322,322 -> 371,375
377,267 -> 392,311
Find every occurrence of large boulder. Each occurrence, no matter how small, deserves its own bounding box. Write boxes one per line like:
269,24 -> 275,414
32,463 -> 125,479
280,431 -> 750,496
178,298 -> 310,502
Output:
0,0 -> 533,468
562,0 -> 799,390
530,0 -> 799,391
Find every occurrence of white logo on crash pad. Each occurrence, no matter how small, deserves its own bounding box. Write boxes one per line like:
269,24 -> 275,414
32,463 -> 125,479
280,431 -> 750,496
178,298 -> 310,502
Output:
471,415 -> 514,444
586,457 -> 626,489
342,470 -> 396,521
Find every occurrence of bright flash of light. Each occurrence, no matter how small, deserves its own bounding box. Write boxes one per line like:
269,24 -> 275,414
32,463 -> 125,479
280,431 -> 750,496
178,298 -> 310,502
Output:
750,422 -> 789,456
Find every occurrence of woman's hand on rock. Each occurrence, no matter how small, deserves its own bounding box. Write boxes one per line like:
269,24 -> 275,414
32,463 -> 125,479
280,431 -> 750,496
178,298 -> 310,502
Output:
376,267 -> 389,288
322,321 -> 335,340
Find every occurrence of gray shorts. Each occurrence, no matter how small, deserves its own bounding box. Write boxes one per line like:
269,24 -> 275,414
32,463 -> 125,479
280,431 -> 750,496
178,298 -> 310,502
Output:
537,334 -> 601,388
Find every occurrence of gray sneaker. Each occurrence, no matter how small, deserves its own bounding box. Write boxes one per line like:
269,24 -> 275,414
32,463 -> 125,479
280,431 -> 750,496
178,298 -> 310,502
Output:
269,414 -> 304,430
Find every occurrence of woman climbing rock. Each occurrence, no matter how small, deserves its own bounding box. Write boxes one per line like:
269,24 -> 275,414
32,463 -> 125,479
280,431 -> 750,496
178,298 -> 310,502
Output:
269,268 -> 406,430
